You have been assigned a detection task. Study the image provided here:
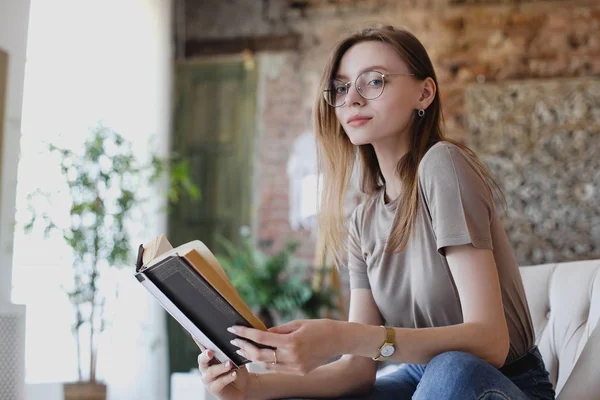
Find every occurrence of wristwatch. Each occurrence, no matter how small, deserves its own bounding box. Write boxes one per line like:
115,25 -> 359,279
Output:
372,326 -> 396,361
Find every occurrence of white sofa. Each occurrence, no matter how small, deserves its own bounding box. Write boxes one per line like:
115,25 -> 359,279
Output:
520,259 -> 600,399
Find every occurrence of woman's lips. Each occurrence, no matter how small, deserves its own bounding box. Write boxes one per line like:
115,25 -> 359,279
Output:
347,118 -> 372,127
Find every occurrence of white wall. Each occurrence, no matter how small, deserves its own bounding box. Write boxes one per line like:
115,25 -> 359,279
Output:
0,0 -> 31,304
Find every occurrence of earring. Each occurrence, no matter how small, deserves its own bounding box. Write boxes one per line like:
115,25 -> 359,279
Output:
418,109 -> 425,117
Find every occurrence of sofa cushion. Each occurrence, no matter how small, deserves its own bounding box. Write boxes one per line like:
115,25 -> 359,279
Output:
520,260 -> 600,398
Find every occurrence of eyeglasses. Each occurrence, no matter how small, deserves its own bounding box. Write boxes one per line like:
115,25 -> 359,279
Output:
323,70 -> 415,108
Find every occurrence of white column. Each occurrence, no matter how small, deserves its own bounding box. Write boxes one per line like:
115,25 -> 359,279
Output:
0,0 -> 31,305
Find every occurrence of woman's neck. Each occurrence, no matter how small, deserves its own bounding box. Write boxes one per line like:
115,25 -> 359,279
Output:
372,136 -> 411,201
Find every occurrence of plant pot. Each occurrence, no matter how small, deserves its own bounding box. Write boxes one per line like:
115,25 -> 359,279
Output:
63,382 -> 107,400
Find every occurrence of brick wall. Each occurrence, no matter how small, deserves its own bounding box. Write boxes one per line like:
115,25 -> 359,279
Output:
184,0 -> 600,263
254,51 -> 317,260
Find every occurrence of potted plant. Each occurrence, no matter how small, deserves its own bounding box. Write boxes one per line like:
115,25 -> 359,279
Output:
24,124 -> 199,400
215,236 -> 339,327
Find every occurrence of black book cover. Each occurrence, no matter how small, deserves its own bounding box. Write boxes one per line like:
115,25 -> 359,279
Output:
143,255 -> 272,366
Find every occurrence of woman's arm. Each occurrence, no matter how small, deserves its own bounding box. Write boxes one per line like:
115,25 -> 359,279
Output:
339,244 -> 510,368
245,289 -> 381,400
234,243 -> 509,387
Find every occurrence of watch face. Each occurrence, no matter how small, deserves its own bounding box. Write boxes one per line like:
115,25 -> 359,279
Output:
381,344 -> 395,357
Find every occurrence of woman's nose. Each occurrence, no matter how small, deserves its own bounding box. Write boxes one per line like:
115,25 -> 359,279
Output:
345,84 -> 365,106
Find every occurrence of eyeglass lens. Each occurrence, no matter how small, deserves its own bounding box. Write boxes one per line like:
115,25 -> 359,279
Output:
324,71 -> 385,107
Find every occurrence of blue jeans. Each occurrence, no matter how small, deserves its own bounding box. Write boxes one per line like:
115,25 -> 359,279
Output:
291,347 -> 555,399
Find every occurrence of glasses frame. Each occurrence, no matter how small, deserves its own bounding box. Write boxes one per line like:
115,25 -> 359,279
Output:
323,70 -> 416,108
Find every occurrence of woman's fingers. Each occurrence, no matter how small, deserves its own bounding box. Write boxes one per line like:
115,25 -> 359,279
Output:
210,369 -> 238,393
231,339 -> 279,365
198,351 -> 239,391
231,339 -> 301,374
202,360 -> 234,383
197,350 -> 213,372
228,326 -> 286,347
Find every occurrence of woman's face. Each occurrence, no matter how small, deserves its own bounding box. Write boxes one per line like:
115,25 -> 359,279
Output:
334,41 -> 423,147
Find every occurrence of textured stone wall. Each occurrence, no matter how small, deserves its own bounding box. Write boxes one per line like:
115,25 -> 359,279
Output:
467,78 -> 600,265
184,0 -> 600,265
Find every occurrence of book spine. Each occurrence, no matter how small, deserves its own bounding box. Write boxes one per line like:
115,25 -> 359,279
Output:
136,244 -> 145,272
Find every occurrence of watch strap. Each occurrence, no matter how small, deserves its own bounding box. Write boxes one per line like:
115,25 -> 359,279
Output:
373,326 -> 395,361
385,326 -> 395,344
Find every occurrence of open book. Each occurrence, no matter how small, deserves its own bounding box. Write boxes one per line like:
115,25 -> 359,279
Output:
134,234 -> 270,368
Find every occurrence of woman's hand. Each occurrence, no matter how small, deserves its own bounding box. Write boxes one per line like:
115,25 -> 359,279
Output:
229,319 -> 342,375
196,341 -> 251,400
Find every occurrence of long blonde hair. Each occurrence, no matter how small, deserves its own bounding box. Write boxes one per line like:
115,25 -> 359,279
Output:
314,25 -> 505,267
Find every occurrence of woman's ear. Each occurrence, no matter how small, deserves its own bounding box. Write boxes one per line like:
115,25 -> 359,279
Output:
417,77 -> 436,110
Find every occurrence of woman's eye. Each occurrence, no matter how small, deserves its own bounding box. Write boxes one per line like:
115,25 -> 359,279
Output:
335,86 -> 348,94
368,79 -> 382,87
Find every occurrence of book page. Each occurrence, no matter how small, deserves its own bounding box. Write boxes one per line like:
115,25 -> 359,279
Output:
142,234 -> 174,266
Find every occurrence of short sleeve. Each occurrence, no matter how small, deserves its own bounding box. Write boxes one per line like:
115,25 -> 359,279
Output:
418,143 -> 494,256
347,205 -> 371,290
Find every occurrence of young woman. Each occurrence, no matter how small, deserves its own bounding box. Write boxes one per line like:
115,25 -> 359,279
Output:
197,25 -> 555,400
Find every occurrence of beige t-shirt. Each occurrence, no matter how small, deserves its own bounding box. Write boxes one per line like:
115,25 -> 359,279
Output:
348,141 -> 534,364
